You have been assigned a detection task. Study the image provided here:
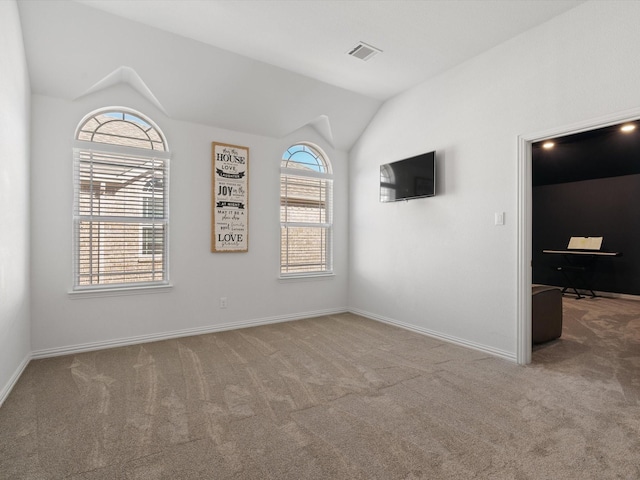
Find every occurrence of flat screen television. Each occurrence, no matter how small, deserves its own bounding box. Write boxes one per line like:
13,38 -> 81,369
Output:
380,151 -> 435,202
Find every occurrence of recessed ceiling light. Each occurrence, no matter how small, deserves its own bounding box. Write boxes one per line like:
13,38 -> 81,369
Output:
542,141 -> 555,149
620,123 -> 636,133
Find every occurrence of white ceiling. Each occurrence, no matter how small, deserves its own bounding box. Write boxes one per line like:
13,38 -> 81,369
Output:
74,0 -> 584,100
17,0 -> 584,150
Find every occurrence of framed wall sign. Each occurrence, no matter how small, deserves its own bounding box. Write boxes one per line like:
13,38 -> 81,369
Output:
211,142 -> 249,252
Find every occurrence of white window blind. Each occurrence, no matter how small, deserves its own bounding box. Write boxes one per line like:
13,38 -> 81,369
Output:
73,149 -> 168,288
280,144 -> 333,276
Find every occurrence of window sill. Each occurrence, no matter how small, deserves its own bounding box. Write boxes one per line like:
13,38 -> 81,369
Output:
68,283 -> 173,299
278,272 -> 335,282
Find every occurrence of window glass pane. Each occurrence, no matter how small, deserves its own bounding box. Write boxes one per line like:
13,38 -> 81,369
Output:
76,110 -> 166,151
142,225 -> 165,255
98,120 -> 148,139
77,152 -> 165,218
280,176 -> 327,223
124,113 -> 151,129
77,131 -> 92,142
79,118 -> 100,134
148,129 -> 162,142
280,226 -> 330,274
76,220 -> 165,286
281,144 -> 327,173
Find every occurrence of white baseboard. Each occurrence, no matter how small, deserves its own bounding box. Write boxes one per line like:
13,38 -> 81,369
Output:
569,290 -> 640,301
0,354 -> 31,408
349,308 -> 517,362
535,284 -> 640,301
31,307 -> 349,359
595,291 -> 640,301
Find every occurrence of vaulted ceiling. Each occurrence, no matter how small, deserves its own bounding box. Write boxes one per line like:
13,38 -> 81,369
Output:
18,0 -> 584,150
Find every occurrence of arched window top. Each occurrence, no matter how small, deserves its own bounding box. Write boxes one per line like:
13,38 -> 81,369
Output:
380,164 -> 394,183
281,143 -> 331,175
76,109 -> 167,151
379,164 -> 396,202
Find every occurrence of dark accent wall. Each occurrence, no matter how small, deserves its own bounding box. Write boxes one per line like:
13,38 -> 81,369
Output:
533,174 -> 640,295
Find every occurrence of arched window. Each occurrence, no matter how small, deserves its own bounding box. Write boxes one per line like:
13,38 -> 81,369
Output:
280,143 -> 333,276
72,108 -> 170,290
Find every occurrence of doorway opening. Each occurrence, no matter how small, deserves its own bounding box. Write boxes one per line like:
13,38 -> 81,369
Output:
516,108 -> 640,364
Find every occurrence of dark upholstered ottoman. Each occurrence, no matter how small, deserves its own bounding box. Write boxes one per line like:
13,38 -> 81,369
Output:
532,285 -> 563,344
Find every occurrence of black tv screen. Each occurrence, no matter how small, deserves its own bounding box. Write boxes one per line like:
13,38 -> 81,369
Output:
380,151 -> 435,202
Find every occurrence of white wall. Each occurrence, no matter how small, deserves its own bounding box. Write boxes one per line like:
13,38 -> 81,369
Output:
30,86 -> 348,354
0,0 -> 31,403
349,1 -> 640,359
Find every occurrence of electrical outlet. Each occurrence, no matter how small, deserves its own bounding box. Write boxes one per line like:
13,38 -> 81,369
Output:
220,297 -> 228,309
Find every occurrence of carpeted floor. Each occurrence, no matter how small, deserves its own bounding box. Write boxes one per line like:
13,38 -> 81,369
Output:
1,300 -> 639,479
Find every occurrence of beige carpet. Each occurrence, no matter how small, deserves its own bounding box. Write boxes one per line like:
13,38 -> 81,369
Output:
1,303 -> 639,479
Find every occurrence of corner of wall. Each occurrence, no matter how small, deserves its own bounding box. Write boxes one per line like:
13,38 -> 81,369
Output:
0,0 -> 33,407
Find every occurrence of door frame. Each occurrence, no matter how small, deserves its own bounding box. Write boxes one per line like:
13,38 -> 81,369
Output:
516,107 -> 640,364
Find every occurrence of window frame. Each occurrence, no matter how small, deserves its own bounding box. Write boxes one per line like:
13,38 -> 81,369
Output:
71,108 -> 171,294
280,143 -> 334,278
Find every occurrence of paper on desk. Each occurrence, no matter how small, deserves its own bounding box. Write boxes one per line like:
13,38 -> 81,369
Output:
568,236 -> 603,250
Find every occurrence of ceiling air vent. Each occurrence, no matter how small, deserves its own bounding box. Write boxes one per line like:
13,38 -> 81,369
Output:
347,42 -> 382,61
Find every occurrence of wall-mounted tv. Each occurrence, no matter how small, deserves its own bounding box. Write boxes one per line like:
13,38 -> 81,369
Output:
380,151 -> 435,202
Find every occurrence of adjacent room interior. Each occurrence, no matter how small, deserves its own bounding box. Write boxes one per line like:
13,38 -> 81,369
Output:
530,119 -> 640,359
2,0 -> 640,477
533,121 -> 640,297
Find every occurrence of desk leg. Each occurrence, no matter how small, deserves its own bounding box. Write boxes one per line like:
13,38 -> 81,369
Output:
557,264 -> 597,299
560,285 -> 584,299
